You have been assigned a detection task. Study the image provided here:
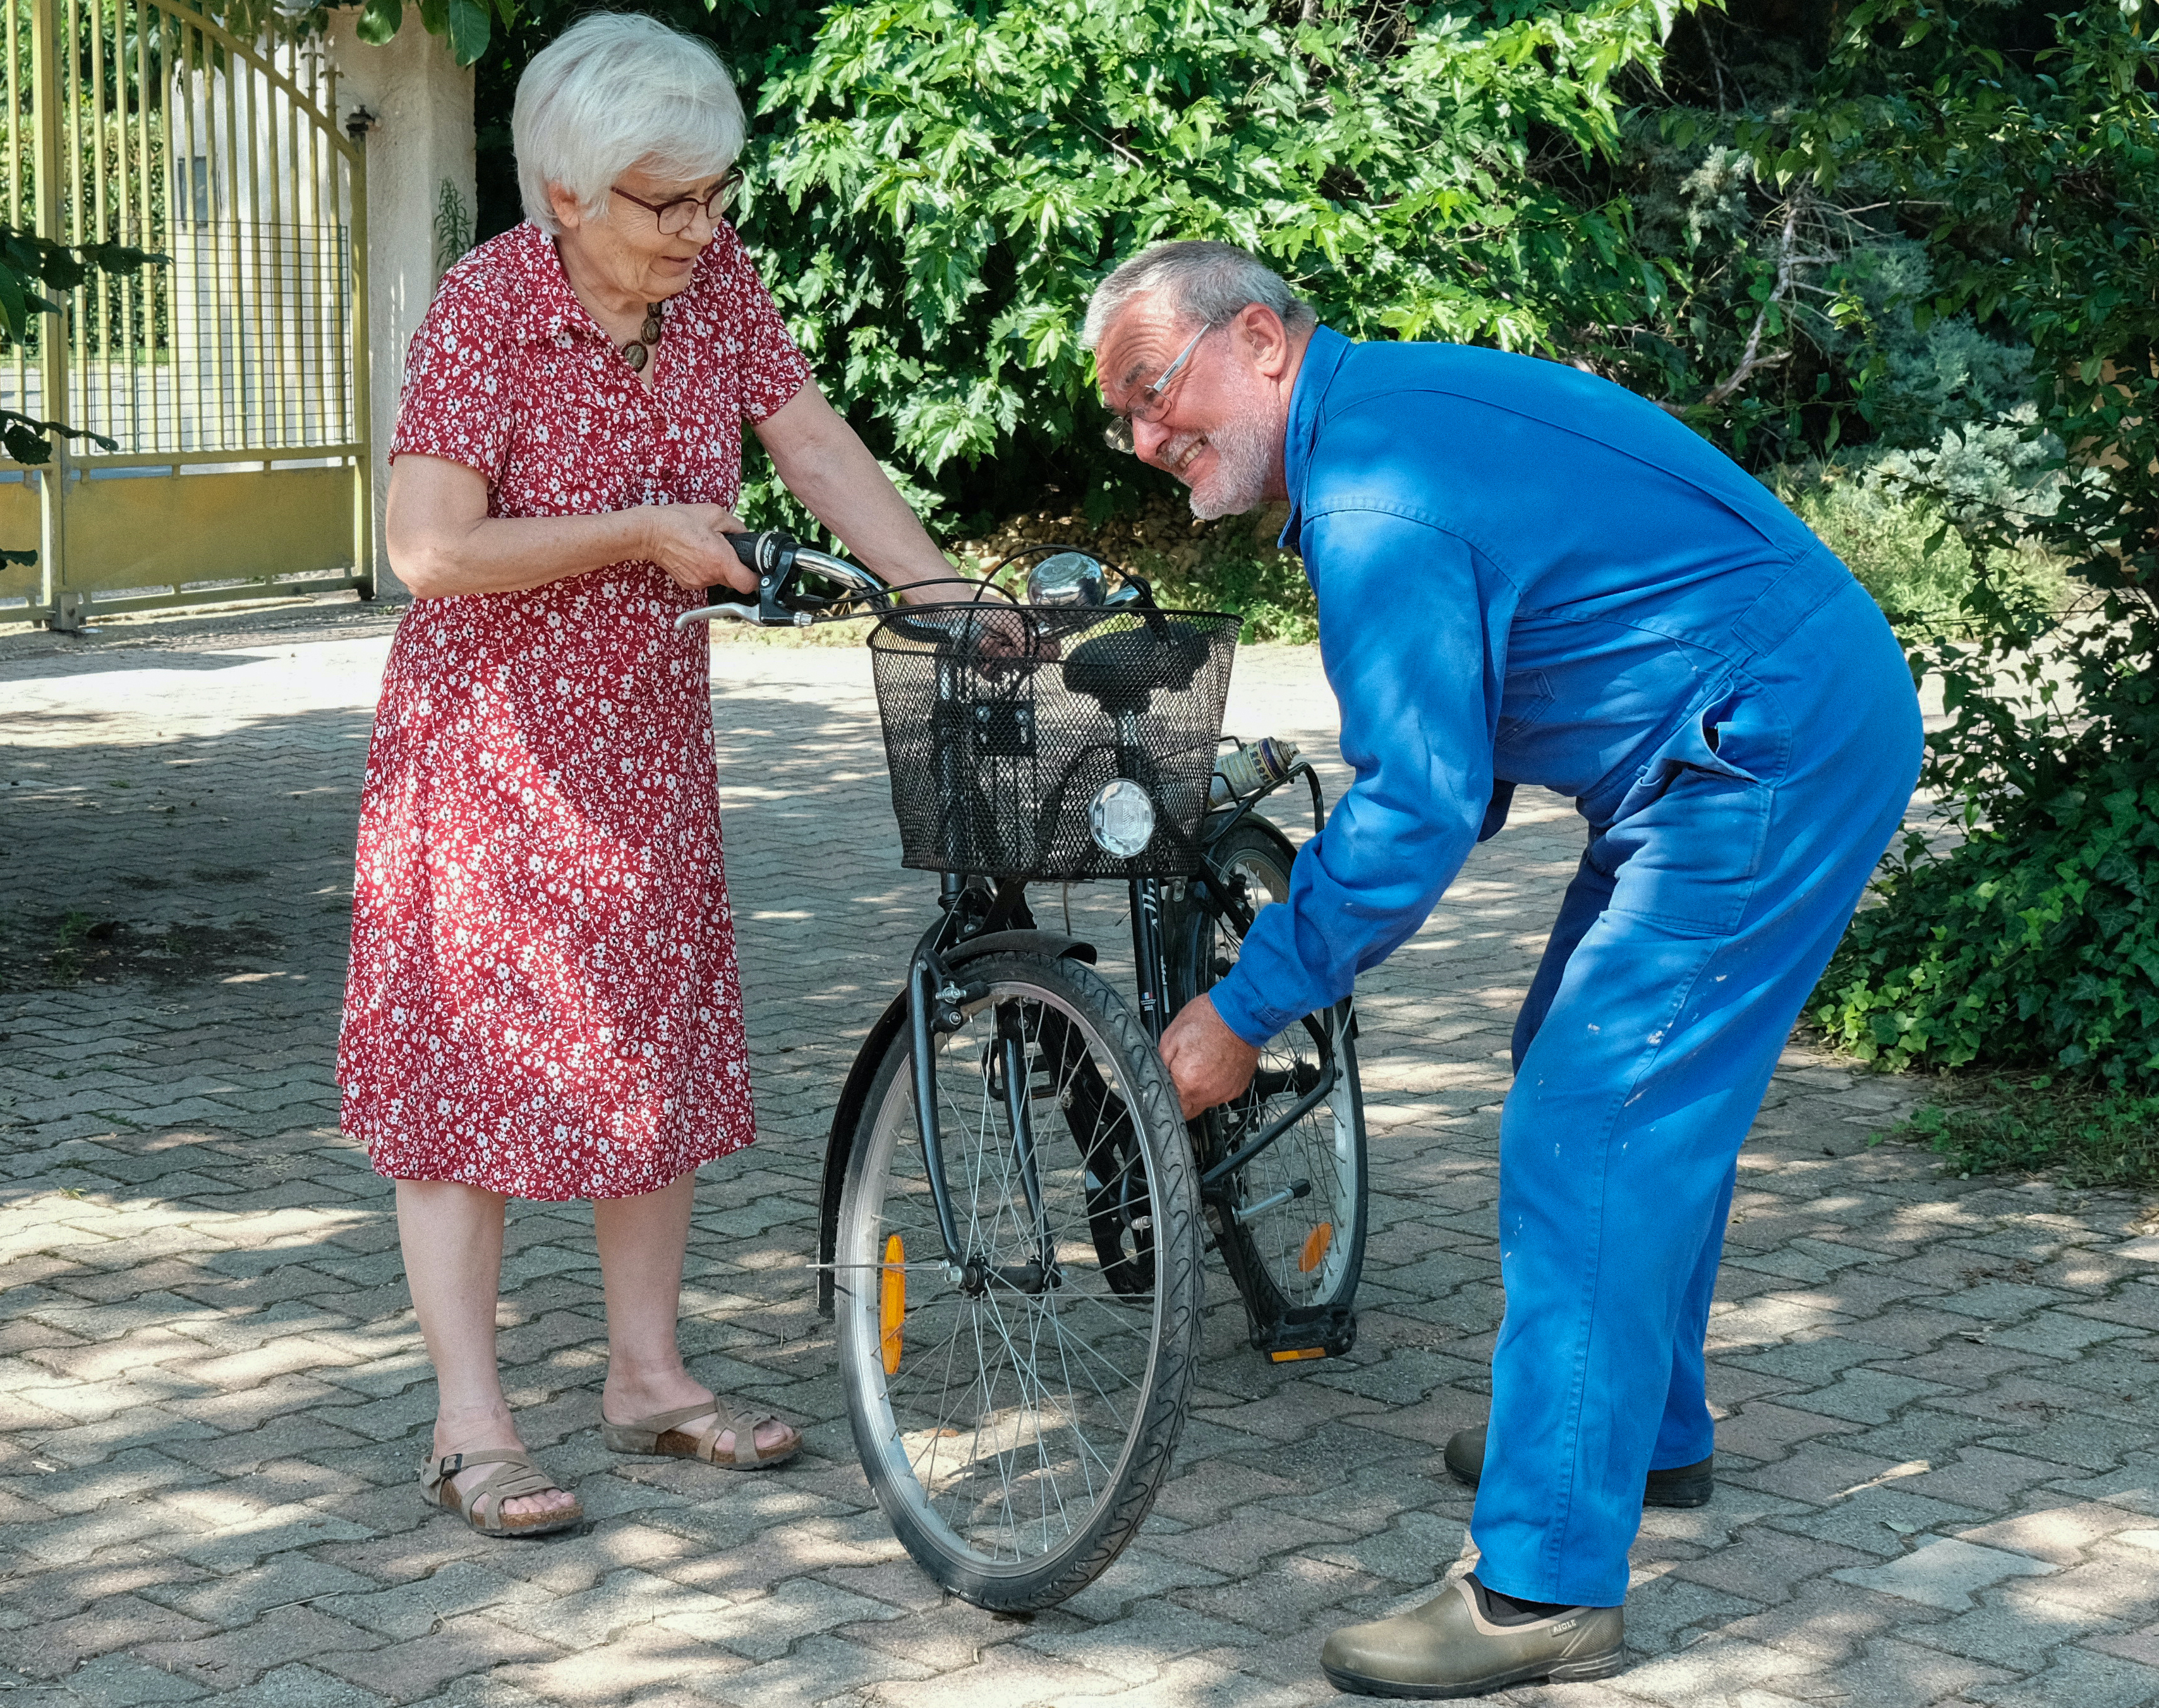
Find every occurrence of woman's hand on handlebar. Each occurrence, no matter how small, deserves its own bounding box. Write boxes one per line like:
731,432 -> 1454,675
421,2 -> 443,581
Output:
640,505 -> 758,595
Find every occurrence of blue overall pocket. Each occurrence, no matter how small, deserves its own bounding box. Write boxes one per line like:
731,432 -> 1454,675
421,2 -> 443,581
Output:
1594,685 -> 1783,937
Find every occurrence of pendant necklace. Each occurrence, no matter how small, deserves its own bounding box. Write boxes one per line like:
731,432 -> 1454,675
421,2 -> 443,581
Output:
620,301 -> 663,372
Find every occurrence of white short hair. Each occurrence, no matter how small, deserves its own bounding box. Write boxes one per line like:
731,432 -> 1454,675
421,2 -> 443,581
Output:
514,13 -> 746,236
1082,241 -> 1315,351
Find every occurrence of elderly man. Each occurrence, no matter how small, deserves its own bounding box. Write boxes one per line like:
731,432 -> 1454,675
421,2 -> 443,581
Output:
1084,241 -> 1921,1698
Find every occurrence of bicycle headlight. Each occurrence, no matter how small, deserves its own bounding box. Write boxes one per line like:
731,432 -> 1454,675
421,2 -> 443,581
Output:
1088,778 -> 1156,858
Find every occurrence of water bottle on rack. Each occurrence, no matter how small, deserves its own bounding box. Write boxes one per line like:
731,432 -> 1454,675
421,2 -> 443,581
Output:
1209,736 -> 1300,807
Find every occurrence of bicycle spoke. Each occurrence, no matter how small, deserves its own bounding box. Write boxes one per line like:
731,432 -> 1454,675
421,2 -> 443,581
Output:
839,957 -> 1197,1603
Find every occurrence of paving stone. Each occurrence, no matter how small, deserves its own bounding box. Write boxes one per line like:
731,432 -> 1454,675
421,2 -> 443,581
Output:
4,618 -> 2158,1708
1599,1635 -> 1817,1705
311,1559 -> 550,1639
308,1613 -> 564,1704
699,1632 -> 933,1707
1710,1577 -> 1923,1666
1790,1635 -> 2017,1705
48,1654 -> 211,1706
662,1576 -> 902,1661
1832,1538 -> 2059,1611
210,1664 -> 389,1708
1303,1510 -> 1470,1585
1964,1644 -> 2159,1708
1769,1484 -> 1992,1559
1954,1498 -> 2152,1567
1017,1597 -> 1257,1683
132,1605 -> 384,1693
1902,1577 -> 2128,1671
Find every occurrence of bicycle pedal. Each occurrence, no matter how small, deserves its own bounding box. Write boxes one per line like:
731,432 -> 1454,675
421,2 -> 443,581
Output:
1250,1308 -> 1358,1363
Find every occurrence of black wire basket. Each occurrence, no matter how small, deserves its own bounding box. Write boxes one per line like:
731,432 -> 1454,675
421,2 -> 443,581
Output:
868,604 -> 1242,880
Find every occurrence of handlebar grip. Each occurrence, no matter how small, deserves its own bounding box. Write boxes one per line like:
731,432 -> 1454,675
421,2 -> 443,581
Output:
728,532 -> 760,569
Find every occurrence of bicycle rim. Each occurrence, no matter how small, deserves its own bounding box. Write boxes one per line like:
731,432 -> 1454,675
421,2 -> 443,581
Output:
1190,822 -> 1369,1316
837,953 -> 1200,1608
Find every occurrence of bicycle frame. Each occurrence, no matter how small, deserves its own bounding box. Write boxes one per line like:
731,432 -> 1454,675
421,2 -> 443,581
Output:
682,529 -> 1356,1338
861,752 -> 1345,1290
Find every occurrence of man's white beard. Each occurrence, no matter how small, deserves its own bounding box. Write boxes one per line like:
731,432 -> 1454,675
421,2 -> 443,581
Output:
1182,397 -> 1279,520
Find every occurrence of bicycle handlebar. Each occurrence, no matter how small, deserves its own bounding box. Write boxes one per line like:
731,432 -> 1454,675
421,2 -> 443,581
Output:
672,530 -> 897,631
670,529 -> 1152,634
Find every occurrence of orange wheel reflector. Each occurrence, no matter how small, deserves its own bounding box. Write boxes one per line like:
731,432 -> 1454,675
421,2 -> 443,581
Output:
1269,1346 -> 1327,1362
879,1233 -> 905,1376
1298,1221 -> 1334,1275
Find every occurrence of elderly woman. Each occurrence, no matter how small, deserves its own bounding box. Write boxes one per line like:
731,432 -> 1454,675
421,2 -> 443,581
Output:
337,13 -> 955,1536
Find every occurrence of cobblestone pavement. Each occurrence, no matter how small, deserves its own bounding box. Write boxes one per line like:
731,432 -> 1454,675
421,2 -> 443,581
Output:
2,599 -> 2157,1708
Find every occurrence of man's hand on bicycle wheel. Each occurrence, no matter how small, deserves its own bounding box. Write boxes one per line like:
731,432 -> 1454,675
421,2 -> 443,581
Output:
1160,993 -> 1262,1119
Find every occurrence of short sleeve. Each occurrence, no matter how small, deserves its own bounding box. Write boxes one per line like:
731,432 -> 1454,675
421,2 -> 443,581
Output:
710,225 -> 814,423
387,275 -> 512,483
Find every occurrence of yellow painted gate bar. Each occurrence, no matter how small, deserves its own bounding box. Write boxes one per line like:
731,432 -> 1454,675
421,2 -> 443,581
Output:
1,0 -> 372,627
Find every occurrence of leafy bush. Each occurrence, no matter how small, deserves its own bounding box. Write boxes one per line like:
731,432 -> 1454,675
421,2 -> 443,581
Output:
743,0 -> 1698,518
1815,776 -> 2159,1083
1779,440 -> 2069,635
1793,3 -> 2159,1107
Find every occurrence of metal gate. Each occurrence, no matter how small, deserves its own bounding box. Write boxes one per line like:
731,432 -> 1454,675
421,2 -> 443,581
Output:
2,0 -> 372,628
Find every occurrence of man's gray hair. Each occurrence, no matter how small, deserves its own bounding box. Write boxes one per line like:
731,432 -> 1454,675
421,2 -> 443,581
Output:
514,13 -> 746,236
1081,240 -> 1316,351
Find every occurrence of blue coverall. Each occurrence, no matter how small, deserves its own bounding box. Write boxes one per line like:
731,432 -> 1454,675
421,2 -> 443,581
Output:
1206,327 -> 1923,1609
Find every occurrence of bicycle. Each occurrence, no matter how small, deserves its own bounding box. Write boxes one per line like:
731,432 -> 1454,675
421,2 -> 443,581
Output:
678,531 -> 1369,1609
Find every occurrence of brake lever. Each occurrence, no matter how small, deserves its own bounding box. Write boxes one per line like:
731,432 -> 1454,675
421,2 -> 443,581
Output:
674,530 -> 810,630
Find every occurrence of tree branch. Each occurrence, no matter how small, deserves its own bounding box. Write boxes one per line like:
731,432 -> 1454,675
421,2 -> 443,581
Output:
1660,191 -> 1810,417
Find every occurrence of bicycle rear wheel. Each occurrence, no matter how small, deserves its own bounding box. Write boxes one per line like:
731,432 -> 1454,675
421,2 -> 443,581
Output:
1180,815 -> 1369,1350
835,952 -> 1202,1609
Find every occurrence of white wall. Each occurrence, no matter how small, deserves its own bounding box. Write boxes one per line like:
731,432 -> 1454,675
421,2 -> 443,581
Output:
327,19 -> 476,601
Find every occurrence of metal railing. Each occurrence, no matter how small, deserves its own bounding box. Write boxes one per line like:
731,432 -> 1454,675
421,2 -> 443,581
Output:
1,0 -> 372,627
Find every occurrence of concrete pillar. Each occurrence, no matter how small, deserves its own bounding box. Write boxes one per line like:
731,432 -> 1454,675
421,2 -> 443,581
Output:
326,20 -> 476,601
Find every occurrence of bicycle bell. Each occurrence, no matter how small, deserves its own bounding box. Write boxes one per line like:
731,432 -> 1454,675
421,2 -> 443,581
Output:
1026,551 -> 1108,606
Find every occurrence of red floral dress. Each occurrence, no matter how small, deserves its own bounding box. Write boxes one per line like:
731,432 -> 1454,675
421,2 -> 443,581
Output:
338,220 -> 813,1200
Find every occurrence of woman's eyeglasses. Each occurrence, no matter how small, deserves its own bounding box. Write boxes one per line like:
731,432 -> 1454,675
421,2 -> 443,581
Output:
1101,323 -> 1214,454
612,169 -> 744,236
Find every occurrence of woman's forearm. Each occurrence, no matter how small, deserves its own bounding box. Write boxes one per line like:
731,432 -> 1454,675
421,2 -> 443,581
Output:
386,454 -> 751,600
754,387 -> 958,599
391,507 -> 656,599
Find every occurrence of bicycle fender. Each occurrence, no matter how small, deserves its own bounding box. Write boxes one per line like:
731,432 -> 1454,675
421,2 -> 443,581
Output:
815,930 -> 1099,1316
944,930 -> 1098,969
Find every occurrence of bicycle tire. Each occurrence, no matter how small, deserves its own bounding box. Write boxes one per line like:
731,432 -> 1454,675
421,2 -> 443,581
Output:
835,952 -> 1202,1609
1178,815 -> 1370,1336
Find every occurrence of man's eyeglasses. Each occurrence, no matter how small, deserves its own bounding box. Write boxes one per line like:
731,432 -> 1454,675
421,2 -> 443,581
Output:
1101,323 -> 1215,454
612,169 -> 744,236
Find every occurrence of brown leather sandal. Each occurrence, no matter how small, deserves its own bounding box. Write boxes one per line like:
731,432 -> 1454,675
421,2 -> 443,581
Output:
420,1448 -> 584,1537
602,1396 -> 802,1470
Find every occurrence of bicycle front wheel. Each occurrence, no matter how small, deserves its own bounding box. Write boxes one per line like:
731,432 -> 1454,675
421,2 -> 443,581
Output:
1181,815 -> 1369,1341
835,952 -> 1202,1609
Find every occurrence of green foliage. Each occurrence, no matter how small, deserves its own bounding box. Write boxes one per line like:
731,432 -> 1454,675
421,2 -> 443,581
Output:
743,0 -> 1700,512
1157,547 -> 1318,646
1794,3 -> 2159,1100
348,0 -> 521,66
433,178 -> 476,278
1779,438 -> 2069,635
0,227 -> 162,565
1815,777 -> 2159,1081
1890,1077 -> 2159,1189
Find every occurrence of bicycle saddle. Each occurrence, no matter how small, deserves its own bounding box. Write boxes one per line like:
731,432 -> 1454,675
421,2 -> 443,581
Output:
1061,620 -> 1209,717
